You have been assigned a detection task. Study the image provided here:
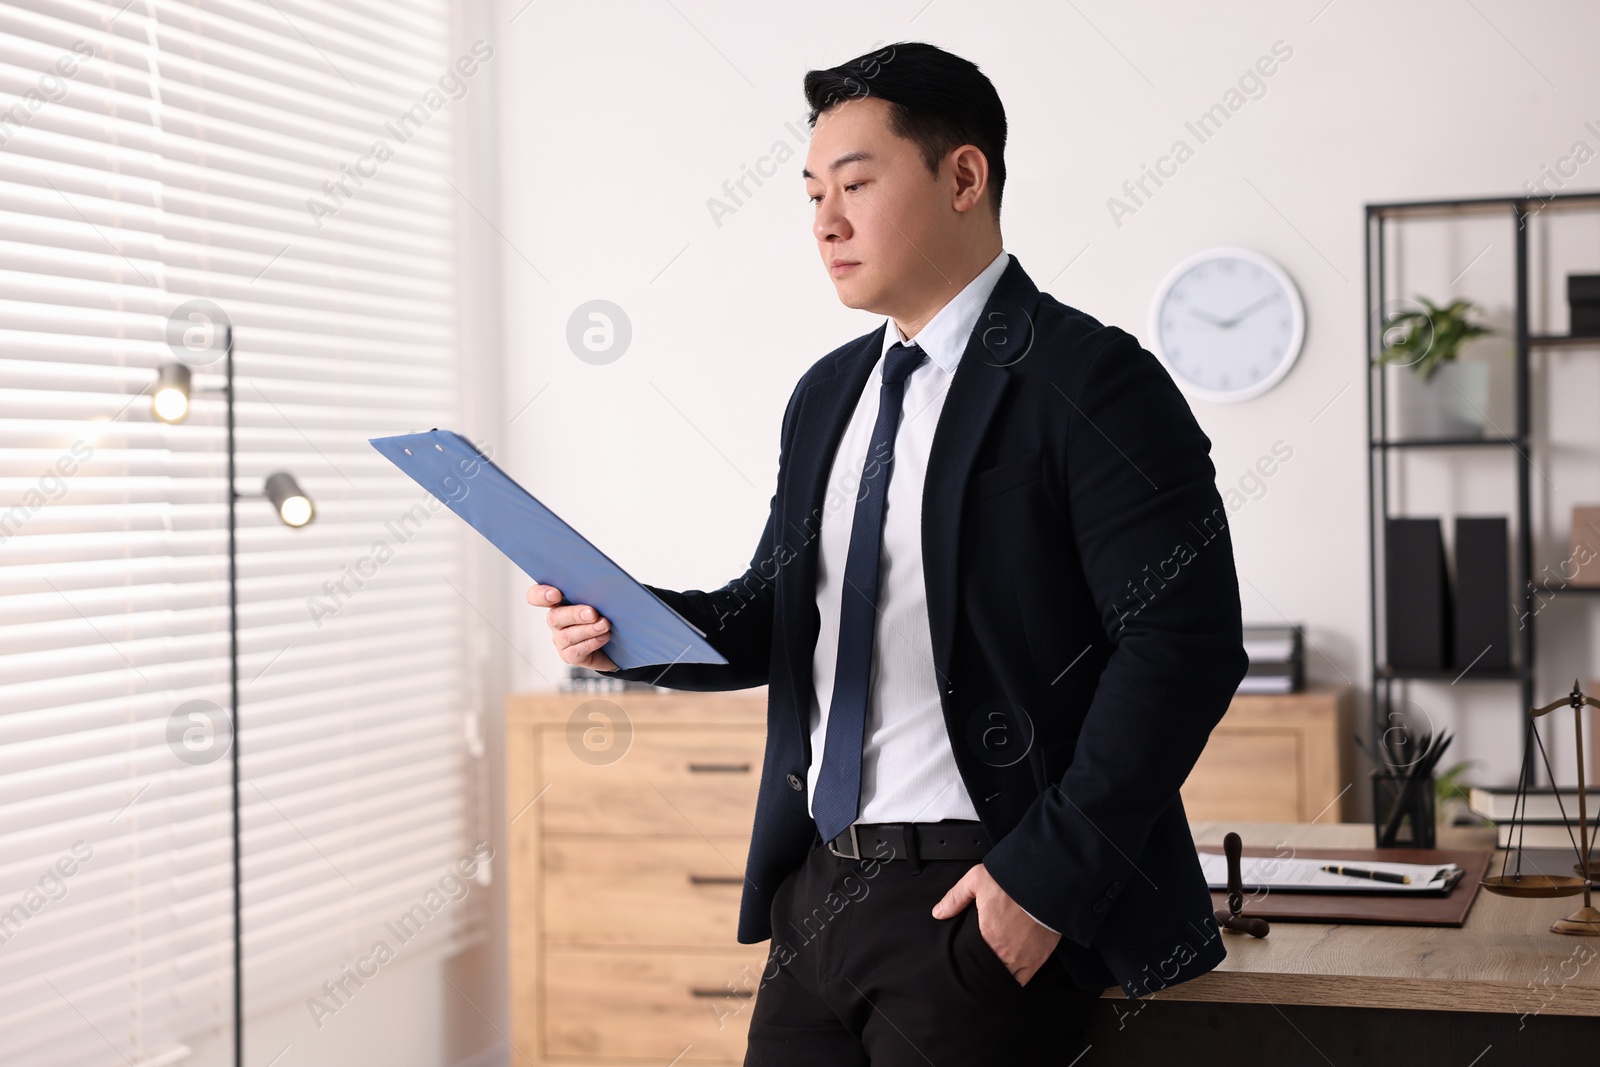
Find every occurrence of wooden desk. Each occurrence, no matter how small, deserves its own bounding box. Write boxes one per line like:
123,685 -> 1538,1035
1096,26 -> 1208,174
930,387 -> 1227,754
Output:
510,691 -> 1593,1063
1078,821 -> 1600,1063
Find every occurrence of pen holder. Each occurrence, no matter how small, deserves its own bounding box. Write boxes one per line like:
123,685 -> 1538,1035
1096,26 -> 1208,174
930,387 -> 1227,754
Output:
1371,771 -> 1436,849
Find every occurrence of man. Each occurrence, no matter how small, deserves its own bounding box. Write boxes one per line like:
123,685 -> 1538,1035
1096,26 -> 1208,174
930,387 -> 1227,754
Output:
530,41 -> 1249,1065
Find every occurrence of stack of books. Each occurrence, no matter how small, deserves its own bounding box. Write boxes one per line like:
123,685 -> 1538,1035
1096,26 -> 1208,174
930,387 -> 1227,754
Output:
1238,623 -> 1304,694
1468,785 -> 1600,848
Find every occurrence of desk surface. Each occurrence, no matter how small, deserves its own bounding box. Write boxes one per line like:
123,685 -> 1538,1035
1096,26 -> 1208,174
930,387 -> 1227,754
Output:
1120,821 -> 1600,1016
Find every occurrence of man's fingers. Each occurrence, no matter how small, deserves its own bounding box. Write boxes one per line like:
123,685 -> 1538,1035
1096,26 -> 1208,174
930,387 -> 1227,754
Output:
554,614 -> 610,646
931,865 -> 980,918
529,583 -> 615,668
548,603 -> 605,630
528,583 -> 605,627
561,629 -> 612,662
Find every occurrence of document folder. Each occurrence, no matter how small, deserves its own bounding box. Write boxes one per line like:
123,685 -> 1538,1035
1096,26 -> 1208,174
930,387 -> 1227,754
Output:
1199,844 -> 1491,926
370,429 -> 727,671
1197,850 -> 1465,894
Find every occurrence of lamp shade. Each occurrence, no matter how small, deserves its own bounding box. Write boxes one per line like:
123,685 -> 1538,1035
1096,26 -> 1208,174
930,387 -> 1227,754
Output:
152,362 -> 193,423
263,472 -> 314,528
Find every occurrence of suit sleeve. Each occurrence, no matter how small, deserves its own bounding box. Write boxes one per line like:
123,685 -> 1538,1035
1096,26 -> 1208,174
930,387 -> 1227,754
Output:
980,326 -> 1250,948
593,384 -> 801,692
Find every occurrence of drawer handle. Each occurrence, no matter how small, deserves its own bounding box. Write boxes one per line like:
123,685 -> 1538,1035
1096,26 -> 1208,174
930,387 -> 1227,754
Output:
687,762 -> 750,773
688,874 -> 744,886
689,987 -> 754,999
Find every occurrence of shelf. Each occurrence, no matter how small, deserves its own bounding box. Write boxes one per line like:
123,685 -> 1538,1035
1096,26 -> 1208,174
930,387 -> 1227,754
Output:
1529,334 -> 1600,348
1376,666 -> 1522,683
1371,436 -> 1524,449
1364,190 -> 1600,792
1367,190 -> 1600,218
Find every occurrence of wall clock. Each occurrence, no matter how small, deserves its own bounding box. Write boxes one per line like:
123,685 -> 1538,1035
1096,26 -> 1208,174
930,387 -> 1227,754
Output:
1148,246 -> 1306,403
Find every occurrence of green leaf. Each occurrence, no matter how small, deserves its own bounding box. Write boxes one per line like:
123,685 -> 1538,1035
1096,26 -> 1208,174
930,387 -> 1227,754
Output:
1372,294 -> 1495,376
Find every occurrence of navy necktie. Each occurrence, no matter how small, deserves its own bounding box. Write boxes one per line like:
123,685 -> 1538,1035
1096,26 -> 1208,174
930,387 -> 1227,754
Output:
813,340 -> 928,845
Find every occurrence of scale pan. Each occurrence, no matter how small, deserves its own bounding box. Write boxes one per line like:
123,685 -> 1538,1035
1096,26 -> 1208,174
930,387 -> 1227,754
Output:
1481,873 -> 1588,898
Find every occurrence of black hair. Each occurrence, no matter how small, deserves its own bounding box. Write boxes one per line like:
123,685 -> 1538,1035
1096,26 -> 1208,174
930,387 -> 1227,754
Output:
803,41 -> 1007,222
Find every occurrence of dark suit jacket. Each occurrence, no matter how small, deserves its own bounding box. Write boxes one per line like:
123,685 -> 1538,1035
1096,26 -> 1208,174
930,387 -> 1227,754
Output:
601,255 -> 1250,999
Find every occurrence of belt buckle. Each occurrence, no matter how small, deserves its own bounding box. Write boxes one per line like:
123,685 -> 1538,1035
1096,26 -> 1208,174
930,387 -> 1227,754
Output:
827,824 -> 861,860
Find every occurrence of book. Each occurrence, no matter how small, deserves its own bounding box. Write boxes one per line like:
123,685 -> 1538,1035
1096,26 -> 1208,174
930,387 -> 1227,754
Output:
1494,821 -> 1595,850
1469,784 -> 1600,823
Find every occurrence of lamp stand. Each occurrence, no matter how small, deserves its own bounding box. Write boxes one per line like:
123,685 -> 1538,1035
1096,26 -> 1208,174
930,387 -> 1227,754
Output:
226,326 -> 244,1065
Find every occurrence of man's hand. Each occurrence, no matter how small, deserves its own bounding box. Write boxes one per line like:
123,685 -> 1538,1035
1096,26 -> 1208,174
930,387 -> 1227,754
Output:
931,862 -> 1061,986
528,583 -> 618,672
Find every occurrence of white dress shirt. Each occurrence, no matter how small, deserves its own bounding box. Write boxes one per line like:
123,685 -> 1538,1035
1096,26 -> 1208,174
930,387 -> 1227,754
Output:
806,248 -> 1011,829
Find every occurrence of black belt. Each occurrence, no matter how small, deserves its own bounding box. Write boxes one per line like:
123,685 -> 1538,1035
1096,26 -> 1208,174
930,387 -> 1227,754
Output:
823,820 -> 992,865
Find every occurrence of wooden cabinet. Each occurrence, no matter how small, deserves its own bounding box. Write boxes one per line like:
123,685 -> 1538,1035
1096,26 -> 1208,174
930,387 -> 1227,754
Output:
507,685 -> 1352,1063
1179,688 -> 1355,824
507,689 -> 770,1066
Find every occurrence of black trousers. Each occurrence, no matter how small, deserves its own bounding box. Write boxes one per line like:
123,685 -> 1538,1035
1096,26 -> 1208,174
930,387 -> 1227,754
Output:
743,829 -> 1101,1066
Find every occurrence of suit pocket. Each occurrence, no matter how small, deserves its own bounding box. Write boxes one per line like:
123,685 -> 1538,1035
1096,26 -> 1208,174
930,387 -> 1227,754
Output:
970,449 -> 1043,501
953,905 -> 1023,996
1041,738 -> 1078,782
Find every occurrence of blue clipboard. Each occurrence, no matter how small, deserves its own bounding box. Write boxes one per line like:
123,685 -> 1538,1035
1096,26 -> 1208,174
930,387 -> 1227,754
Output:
369,429 -> 727,671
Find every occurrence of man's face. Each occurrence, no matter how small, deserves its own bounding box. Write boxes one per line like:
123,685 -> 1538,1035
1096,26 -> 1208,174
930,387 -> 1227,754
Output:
803,96 -> 956,317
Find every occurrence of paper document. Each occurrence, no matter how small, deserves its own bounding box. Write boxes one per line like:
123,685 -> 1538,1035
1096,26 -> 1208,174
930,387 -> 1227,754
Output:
1199,851 -> 1465,894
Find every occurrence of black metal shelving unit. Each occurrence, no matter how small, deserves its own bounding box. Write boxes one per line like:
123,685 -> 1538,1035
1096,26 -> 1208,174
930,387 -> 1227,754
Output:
1364,189 -> 1600,792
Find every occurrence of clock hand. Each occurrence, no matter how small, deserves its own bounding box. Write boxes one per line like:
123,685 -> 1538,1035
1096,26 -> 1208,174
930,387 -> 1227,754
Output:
1216,291 -> 1280,329
1188,307 -> 1227,326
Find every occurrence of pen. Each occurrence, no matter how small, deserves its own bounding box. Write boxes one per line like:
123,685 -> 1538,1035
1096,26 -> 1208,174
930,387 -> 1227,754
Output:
1322,864 -> 1411,884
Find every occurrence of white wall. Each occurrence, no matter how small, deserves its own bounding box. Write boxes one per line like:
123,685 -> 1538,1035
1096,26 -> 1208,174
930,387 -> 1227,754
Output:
491,0 -> 1600,808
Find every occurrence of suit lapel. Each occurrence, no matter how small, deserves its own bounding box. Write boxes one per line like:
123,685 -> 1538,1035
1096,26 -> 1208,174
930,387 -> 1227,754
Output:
780,323 -> 884,747
923,257 -> 1040,685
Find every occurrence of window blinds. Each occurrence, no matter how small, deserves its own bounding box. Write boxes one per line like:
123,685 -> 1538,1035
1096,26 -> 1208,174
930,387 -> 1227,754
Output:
0,1 -> 482,1063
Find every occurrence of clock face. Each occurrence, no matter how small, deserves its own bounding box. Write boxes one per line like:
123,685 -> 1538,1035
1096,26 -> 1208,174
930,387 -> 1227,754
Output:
1149,247 -> 1305,403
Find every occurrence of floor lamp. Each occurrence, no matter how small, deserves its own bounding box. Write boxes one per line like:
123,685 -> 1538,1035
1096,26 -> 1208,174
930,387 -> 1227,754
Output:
152,324 -> 315,1067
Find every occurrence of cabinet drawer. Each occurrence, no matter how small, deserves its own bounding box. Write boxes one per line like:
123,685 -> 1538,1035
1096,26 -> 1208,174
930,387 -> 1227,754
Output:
545,835 -> 750,947
1182,729 -> 1302,822
541,727 -> 764,836
544,947 -> 770,1063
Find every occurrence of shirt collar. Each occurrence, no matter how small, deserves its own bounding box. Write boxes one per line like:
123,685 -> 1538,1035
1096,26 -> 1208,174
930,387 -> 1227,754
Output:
880,248 -> 1010,374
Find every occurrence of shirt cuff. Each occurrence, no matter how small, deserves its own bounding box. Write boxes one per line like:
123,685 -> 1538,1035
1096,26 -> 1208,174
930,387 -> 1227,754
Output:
1017,904 -> 1060,936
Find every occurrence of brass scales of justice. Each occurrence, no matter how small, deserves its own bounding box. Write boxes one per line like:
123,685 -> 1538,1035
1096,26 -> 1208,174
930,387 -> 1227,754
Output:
1479,680 -> 1600,935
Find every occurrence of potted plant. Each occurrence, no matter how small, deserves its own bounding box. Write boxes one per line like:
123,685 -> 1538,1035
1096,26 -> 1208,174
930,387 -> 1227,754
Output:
1374,296 -> 1498,439
1434,759 -> 1483,829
